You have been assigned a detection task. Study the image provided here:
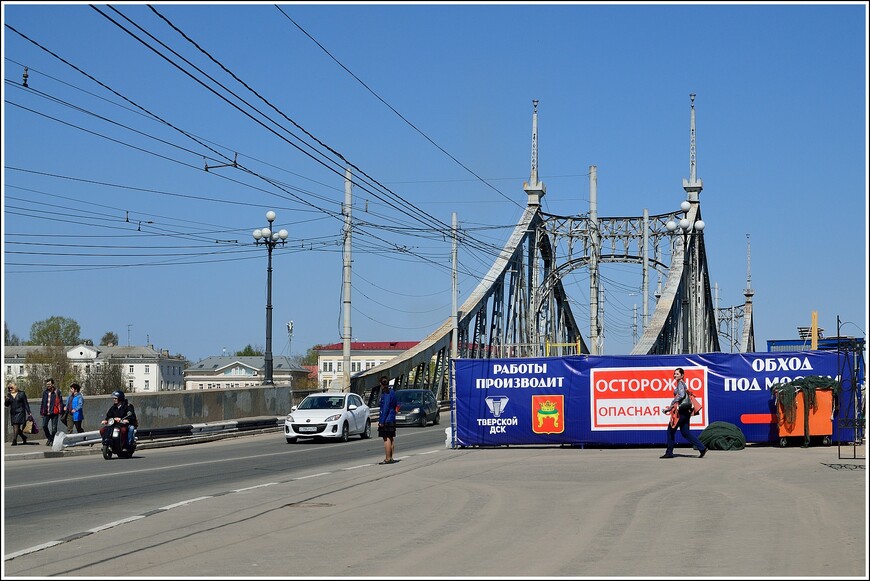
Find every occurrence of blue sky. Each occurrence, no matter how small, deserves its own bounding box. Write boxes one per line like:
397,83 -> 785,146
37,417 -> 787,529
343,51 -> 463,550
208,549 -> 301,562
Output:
2,2 -> 867,363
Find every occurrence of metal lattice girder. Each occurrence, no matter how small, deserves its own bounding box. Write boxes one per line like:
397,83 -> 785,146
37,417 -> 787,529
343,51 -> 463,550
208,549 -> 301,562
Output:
350,205 -> 585,401
632,203 -> 721,355
351,199 -> 754,401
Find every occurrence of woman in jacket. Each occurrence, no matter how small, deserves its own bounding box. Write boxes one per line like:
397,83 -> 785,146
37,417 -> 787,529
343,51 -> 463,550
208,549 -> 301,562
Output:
67,383 -> 85,433
5,382 -> 30,445
661,367 -> 707,459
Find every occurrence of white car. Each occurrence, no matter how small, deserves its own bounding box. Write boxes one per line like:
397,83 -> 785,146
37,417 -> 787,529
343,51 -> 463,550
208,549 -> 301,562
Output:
284,392 -> 372,443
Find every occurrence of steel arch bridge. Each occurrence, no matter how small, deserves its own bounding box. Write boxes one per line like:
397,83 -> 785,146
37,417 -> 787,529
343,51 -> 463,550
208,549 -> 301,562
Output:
351,97 -> 755,403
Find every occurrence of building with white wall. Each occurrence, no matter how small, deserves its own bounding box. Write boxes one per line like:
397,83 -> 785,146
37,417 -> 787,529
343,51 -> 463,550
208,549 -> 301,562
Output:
183,355 -> 308,390
4,344 -> 187,392
316,341 -> 419,391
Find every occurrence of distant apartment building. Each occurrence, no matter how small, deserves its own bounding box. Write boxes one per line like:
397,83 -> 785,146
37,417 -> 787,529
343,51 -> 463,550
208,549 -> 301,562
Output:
316,341 -> 419,391
3,344 -> 187,392
183,355 -> 308,390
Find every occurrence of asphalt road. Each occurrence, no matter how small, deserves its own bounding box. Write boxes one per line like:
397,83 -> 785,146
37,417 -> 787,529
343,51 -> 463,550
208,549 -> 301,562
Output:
2,430 -> 867,578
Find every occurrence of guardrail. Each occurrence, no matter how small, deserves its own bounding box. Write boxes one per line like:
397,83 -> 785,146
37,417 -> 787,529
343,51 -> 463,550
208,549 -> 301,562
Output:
52,404 -> 451,451
54,417 -> 285,450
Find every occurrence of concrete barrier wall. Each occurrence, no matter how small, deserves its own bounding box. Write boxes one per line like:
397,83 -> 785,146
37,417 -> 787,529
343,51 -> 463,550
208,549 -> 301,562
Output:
5,385 -> 319,443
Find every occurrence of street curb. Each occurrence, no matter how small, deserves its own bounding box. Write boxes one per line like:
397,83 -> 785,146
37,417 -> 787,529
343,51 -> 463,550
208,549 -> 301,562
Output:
2,427 -> 283,462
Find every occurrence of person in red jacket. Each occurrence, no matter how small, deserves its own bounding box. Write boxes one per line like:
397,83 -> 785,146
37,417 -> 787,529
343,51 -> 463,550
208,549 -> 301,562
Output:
39,377 -> 64,446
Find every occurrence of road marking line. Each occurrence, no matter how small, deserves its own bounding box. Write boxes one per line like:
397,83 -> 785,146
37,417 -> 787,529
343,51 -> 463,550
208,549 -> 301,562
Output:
158,496 -> 212,510
88,515 -> 146,533
294,472 -> 330,480
234,482 -> 278,492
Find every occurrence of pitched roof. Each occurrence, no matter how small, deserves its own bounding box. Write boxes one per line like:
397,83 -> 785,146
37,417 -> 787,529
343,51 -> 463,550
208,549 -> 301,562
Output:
315,341 -> 419,352
186,355 -> 307,373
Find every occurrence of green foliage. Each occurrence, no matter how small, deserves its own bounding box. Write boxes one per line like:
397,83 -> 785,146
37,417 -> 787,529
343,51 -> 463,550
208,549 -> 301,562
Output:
22,346 -> 78,397
27,316 -> 84,347
100,331 -> 119,346
4,322 -> 22,346
236,344 -> 264,356
80,362 -> 127,395
300,345 -> 320,366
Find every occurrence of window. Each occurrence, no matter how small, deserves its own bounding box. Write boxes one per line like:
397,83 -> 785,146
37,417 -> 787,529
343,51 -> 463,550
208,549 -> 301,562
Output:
19,365 -> 24,375
129,365 -> 135,374
5,366 -> 10,375
144,380 -> 150,390
145,365 -> 150,374
351,361 -> 361,372
322,361 -> 333,372
128,379 -> 134,390
336,361 -> 342,372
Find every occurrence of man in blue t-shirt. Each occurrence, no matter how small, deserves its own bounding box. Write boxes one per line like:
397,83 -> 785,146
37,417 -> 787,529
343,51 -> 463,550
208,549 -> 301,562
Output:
377,376 -> 398,464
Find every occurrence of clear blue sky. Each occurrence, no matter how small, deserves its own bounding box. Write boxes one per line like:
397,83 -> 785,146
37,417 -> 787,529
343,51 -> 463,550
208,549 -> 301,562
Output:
2,2 -> 867,363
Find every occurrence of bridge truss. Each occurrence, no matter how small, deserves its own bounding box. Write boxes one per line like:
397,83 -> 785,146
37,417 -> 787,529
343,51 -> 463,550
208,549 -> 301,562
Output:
350,97 -> 755,403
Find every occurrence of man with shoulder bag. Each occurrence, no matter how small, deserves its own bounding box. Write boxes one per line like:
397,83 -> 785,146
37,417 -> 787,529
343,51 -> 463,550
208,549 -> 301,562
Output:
39,378 -> 64,446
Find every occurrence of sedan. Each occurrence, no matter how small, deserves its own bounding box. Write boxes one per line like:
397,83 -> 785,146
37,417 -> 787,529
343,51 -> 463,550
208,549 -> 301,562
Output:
394,389 -> 440,427
284,392 -> 372,443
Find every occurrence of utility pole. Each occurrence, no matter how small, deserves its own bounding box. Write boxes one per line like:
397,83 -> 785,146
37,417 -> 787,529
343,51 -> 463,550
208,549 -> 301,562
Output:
452,212 -> 459,361
342,168 -> 353,392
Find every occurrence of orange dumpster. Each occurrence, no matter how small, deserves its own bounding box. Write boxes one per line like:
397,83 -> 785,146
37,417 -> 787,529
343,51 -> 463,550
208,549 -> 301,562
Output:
776,387 -> 833,447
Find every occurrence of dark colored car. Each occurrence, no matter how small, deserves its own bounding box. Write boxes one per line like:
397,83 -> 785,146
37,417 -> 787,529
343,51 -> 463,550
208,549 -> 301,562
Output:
394,389 -> 440,427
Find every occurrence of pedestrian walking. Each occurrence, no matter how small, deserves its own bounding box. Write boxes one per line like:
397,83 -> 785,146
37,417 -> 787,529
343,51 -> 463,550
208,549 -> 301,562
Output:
5,382 -> 31,445
66,383 -> 85,433
377,376 -> 398,464
661,367 -> 707,459
39,378 -> 64,446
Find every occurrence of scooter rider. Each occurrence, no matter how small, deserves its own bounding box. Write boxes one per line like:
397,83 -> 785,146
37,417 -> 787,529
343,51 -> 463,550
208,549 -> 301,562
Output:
101,390 -> 137,448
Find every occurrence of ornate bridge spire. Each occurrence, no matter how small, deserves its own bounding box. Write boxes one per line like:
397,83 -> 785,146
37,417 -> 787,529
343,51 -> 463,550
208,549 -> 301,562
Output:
524,99 -> 546,206
682,93 -> 703,202
744,233 -> 755,298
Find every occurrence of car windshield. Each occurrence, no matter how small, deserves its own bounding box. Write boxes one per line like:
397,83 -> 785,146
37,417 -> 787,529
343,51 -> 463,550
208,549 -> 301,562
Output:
299,396 -> 345,410
396,391 -> 424,404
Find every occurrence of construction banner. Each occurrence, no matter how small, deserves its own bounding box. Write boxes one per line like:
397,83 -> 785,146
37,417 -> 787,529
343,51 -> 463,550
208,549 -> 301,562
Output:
451,350 -> 852,447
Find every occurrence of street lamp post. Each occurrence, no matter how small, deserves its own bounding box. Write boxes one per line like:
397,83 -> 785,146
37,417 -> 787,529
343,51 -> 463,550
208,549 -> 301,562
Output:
253,211 -> 288,386
667,201 -> 705,354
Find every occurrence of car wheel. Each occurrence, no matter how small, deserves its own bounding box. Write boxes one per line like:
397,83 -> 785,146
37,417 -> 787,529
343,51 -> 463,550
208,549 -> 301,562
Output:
419,413 -> 427,428
285,437 -> 297,444
340,422 -> 349,442
434,411 -> 440,425
361,419 -> 372,439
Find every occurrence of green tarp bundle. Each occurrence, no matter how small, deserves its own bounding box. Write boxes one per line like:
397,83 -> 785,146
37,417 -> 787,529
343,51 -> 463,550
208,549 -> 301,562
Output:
700,421 -> 746,450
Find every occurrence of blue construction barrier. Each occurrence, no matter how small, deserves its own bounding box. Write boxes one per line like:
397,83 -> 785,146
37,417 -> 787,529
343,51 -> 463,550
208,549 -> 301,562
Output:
452,351 -> 859,447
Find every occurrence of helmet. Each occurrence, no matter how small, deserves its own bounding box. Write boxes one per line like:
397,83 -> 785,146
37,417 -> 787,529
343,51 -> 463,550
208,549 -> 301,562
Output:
111,390 -> 126,401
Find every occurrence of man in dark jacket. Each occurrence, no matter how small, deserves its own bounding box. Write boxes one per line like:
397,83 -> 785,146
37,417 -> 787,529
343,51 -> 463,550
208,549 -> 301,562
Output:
39,377 -> 64,446
377,376 -> 398,464
101,390 -> 137,447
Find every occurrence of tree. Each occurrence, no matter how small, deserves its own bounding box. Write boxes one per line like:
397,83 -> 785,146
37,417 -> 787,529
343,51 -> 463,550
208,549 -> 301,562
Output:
236,344 -> 264,356
300,345 -> 320,366
81,361 -> 127,395
27,316 -> 83,346
287,345 -> 320,390
100,331 -> 120,346
4,322 -> 21,346
22,346 -> 77,397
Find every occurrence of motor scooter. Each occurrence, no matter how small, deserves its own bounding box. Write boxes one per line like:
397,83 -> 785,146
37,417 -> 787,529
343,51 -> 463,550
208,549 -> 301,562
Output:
100,417 -> 136,459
